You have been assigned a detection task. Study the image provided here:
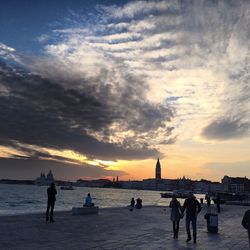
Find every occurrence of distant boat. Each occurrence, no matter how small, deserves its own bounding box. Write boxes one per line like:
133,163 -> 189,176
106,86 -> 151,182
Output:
160,192 -> 173,198
211,192 -> 247,204
60,184 -> 74,190
161,190 -> 190,199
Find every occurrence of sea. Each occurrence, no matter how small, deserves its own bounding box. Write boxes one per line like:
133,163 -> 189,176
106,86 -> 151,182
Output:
0,184 -> 205,216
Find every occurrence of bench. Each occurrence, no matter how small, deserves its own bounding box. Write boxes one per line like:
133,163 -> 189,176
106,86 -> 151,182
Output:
72,206 -> 99,215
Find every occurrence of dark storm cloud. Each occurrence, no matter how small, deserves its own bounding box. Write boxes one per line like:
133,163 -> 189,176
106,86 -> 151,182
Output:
0,59 -> 174,160
201,116 -> 250,140
0,157 -> 126,180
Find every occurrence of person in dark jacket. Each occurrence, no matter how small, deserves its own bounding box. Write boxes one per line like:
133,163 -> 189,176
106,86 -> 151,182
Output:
205,194 -> 211,206
130,197 -> 135,207
136,198 -> 142,209
242,210 -> 250,246
169,194 -> 182,239
46,182 -> 57,223
181,193 -> 202,243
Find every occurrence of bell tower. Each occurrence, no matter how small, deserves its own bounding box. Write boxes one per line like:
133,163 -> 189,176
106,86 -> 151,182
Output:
155,158 -> 161,179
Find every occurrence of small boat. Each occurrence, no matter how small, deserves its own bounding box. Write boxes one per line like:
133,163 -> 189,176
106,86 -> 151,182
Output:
60,184 -> 74,190
211,192 -> 247,204
160,192 -> 173,198
161,190 -> 190,199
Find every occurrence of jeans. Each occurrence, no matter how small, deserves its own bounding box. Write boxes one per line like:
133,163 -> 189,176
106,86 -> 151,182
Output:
172,221 -> 179,238
186,215 -> 197,239
46,200 -> 55,221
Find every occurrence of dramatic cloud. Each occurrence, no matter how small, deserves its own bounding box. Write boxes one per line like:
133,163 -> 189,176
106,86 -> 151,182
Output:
201,116 -> 250,140
0,56 -> 174,163
40,0 -> 250,143
0,157 -> 126,180
1,0 -> 250,180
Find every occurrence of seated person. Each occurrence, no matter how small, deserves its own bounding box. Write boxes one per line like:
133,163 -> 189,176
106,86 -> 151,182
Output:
136,198 -> 142,209
84,193 -> 94,207
130,197 -> 135,207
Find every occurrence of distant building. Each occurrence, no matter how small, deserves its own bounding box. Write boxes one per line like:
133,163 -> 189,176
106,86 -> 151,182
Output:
210,181 -> 223,192
177,176 -> 192,190
76,179 -> 113,188
34,170 -> 55,186
193,179 -> 223,193
157,179 -> 178,191
222,176 -> 250,193
120,180 -> 143,190
142,178 -> 158,190
155,158 -> 161,179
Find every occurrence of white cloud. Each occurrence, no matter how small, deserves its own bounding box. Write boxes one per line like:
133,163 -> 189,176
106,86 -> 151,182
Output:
99,1 -> 178,19
0,42 -> 15,53
30,0 -> 250,147
0,42 -> 21,63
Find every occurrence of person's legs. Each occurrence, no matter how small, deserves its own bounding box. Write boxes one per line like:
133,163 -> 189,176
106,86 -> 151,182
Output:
186,216 -> 192,241
176,221 -> 179,239
191,216 -> 197,243
50,201 -> 55,222
248,229 -> 250,247
46,201 -> 50,222
172,221 -> 176,238
216,202 -> 221,213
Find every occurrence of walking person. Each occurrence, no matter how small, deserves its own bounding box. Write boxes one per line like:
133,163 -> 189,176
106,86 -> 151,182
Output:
181,192 -> 202,244
169,194 -> 182,239
205,194 -> 211,207
46,182 -> 57,223
242,209 -> 250,246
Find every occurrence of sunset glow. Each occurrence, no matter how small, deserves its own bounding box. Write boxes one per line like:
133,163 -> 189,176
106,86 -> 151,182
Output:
0,0 -> 250,181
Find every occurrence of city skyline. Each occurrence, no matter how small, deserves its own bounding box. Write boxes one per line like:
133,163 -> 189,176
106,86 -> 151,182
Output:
0,0 -> 250,181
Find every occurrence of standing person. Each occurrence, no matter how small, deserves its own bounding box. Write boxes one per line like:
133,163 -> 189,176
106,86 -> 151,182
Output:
216,193 -> 221,213
242,210 -> 250,246
205,194 -> 211,206
130,197 -> 135,207
46,182 -> 57,223
84,193 -> 94,207
169,194 -> 182,239
181,193 -> 202,244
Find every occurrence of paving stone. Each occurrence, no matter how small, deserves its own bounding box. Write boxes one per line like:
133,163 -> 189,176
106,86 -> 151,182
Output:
0,205 -> 249,249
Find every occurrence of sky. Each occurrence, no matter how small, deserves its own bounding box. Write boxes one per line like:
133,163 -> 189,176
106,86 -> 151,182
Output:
0,0 -> 250,181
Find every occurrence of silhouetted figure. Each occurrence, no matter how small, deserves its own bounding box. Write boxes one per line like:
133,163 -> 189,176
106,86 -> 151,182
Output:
205,194 -> 211,206
130,197 -> 135,207
181,193 -> 202,244
46,182 -> 57,223
84,193 -> 94,207
216,194 -> 221,213
169,194 -> 182,239
242,210 -> 250,246
136,198 -> 142,209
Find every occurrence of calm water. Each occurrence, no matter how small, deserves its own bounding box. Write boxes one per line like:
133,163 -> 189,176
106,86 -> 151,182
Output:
0,184 -> 204,216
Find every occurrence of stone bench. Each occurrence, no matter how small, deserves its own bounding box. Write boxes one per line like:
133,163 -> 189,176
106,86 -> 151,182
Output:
72,206 -> 99,215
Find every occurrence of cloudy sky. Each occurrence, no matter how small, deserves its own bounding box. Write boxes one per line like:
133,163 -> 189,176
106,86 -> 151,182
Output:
0,0 -> 250,181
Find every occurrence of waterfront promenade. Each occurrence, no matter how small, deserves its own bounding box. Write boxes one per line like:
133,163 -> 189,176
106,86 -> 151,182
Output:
0,205 -> 249,249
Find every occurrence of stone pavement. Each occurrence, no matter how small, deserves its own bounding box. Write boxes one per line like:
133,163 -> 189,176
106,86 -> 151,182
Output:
0,205 -> 249,249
